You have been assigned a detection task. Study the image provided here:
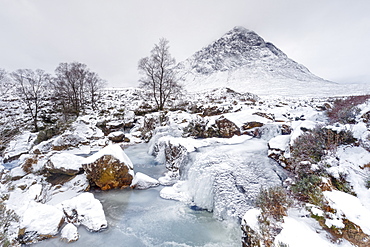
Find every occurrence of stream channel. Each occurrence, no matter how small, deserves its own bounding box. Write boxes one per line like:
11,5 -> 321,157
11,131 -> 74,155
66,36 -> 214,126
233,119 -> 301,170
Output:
35,143 -> 241,247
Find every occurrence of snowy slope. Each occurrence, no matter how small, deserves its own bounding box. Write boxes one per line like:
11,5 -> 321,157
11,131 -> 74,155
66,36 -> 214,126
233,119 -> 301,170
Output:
179,26 -> 370,97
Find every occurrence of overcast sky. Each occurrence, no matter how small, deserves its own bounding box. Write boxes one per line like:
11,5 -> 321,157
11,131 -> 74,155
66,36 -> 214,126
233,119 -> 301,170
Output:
1,0 -> 369,87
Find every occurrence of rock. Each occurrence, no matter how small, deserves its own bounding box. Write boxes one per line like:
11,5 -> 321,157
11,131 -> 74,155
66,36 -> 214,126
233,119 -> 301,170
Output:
47,174 -> 90,205
131,172 -> 159,189
106,120 -> 124,132
362,111 -> 370,123
60,223 -> 79,242
52,133 -> 89,151
164,142 -> 188,173
83,144 -> 134,190
215,116 -> 241,138
202,105 -> 232,116
123,111 -> 136,128
252,112 -> 275,121
316,102 -> 331,111
185,116 -> 241,138
108,131 -> 125,142
44,153 -> 85,176
59,193 -> 107,232
242,121 -> 264,130
268,135 -> 291,167
281,124 -> 292,135
241,208 -> 262,247
18,202 -> 64,244
96,120 -> 110,136
21,156 -> 38,174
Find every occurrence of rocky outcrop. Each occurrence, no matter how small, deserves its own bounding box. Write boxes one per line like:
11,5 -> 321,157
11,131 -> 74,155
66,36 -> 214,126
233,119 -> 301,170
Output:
215,116 -> 241,138
83,144 -> 134,190
184,116 -> 241,139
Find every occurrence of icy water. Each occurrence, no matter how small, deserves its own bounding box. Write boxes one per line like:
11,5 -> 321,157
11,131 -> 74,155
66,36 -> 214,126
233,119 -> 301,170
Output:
35,144 -> 241,247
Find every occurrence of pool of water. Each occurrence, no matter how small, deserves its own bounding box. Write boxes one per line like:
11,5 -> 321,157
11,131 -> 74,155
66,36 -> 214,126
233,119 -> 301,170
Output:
35,144 -> 241,247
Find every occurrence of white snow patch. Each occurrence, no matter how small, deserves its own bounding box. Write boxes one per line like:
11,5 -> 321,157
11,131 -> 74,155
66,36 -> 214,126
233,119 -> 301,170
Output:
60,223 -> 79,242
241,208 -> 261,232
131,172 -> 159,189
20,201 -> 64,236
49,152 -> 85,171
268,134 -> 291,150
160,181 -> 192,202
324,190 -> 370,235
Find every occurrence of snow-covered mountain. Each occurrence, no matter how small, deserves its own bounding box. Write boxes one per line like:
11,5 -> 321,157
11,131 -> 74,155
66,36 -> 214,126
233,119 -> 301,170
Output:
179,26 -> 368,97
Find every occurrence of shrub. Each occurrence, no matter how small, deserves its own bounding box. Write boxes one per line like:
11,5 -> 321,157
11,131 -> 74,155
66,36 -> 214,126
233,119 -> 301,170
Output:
291,174 -> 324,206
365,175 -> 370,189
327,95 -> 370,124
330,175 -> 355,196
0,202 -> 18,247
255,186 -> 291,221
291,126 -> 356,164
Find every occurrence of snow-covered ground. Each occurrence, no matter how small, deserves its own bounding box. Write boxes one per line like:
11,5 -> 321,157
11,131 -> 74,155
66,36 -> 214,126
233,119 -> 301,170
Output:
1,85 -> 370,246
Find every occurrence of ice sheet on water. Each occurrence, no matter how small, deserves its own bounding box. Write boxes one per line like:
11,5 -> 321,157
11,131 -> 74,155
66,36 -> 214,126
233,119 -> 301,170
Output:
168,138 -> 286,220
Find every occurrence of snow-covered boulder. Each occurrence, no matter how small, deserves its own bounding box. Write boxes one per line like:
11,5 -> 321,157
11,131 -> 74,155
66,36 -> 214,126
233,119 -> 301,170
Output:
44,153 -> 85,176
83,144 -> 134,190
123,110 -> 136,128
131,172 -> 159,189
52,133 -> 89,151
59,193 -> 107,232
267,134 -> 291,166
18,202 -> 64,244
108,131 -> 125,142
60,223 -> 79,242
106,120 -> 124,131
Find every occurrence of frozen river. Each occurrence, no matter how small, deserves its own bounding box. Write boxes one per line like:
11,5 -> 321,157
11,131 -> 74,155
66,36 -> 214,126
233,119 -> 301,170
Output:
35,144 -> 241,247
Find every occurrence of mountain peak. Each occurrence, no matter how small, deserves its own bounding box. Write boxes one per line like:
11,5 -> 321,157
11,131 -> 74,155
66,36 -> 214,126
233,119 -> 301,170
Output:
179,27 -> 332,95
181,26 -> 285,75
230,26 -> 252,34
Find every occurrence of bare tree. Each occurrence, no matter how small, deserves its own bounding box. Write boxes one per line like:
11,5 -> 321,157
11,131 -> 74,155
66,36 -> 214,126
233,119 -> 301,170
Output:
11,69 -> 50,131
138,38 -> 182,111
85,71 -> 105,110
53,62 -> 105,116
0,69 -> 12,95
53,62 -> 88,116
